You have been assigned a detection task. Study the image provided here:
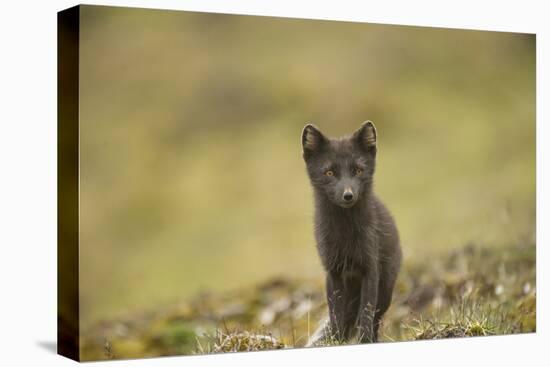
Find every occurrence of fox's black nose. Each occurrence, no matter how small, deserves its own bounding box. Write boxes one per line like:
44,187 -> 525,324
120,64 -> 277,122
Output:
343,191 -> 354,202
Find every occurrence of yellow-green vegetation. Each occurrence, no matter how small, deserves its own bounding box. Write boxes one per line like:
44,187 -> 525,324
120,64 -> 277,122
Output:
80,242 -> 535,360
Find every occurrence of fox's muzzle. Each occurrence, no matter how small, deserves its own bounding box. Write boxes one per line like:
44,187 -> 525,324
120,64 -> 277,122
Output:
343,188 -> 354,203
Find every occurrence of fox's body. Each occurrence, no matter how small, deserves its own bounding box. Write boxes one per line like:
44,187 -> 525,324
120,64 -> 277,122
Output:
302,122 -> 401,345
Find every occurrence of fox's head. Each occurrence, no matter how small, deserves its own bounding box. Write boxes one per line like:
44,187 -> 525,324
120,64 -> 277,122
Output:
301,121 -> 377,209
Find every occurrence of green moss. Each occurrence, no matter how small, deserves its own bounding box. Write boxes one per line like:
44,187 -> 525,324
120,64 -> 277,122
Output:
149,321 -> 197,354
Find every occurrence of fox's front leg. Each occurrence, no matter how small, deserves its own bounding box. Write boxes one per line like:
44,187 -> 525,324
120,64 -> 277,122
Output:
358,264 -> 379,343
326,272 -> 349,341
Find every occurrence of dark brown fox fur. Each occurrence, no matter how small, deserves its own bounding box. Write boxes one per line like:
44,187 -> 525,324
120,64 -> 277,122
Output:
302,121 -> 401,345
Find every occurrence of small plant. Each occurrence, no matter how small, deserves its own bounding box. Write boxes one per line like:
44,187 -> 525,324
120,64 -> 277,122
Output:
103,339 -> 114,359
405,300 -> 510,340
201,330 -> 284,353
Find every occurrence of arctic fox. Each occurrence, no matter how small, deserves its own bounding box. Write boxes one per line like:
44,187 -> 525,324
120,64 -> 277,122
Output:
302,121 -> 402,345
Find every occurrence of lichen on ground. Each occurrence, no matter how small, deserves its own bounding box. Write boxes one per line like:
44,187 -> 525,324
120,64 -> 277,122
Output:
80,243 -> 536,361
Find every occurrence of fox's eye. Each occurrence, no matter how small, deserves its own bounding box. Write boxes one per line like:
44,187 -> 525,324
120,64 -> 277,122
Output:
355,168 -> 363,176
325,170 -> 334,177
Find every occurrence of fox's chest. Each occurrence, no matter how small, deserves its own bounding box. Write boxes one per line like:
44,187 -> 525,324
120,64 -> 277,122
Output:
316,223 -> 377,273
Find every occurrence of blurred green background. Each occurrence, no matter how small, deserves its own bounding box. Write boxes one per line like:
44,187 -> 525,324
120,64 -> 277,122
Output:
78,6 -> 535,331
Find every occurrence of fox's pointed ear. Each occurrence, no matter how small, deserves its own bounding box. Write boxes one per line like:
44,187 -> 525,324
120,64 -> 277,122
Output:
302,124 -> 327,159
353,121 -> 377,155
